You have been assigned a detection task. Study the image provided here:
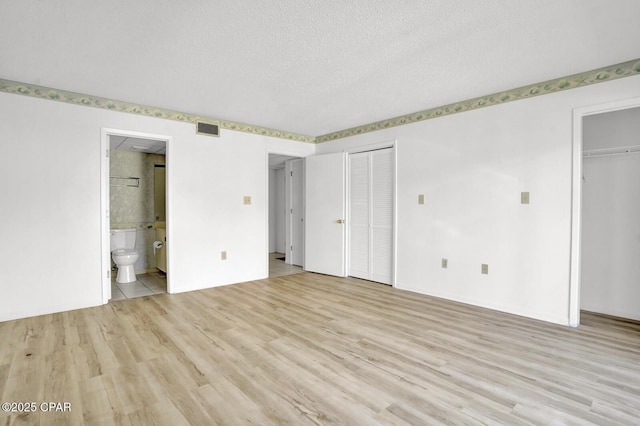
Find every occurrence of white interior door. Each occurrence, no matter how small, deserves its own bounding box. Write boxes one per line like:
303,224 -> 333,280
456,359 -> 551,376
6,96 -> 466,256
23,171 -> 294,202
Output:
349,152 -> 370,280
348,148 -> 393,285
370,148 -> 393,284
275,168 -> 286,253
290,159 -> 304,266
305,152 -> 347,276
101,132 -> 111,303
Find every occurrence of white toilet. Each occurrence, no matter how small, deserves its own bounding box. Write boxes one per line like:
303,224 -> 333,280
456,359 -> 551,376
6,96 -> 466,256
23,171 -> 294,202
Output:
110,229 -> 140,284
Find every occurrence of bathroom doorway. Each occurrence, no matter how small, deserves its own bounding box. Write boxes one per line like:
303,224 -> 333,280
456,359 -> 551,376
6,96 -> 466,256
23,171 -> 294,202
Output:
101,128 -> 172,303
268,153 -> 304,277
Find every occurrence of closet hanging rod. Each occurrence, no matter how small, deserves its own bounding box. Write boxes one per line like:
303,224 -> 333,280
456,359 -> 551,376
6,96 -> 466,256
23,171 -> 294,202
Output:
583,144 -> 640,158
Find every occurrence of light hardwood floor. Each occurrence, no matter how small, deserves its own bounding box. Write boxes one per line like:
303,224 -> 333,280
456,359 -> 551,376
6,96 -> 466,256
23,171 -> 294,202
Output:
1,273 -> 639,425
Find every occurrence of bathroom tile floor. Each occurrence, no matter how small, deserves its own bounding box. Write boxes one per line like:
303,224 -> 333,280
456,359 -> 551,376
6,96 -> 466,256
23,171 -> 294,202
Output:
269,252 -> 304,278
111,271 -> 167,300
111,255 -> 300,301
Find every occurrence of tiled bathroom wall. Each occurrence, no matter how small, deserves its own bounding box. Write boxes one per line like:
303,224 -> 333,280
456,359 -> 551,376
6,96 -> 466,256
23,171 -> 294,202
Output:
110,150 -> 165,272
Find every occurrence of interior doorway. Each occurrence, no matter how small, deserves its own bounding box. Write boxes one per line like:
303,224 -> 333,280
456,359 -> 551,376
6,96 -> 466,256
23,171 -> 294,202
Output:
579,106 -> 640,321
101,128 -> 172,303
570,96 -> 640,326
268,153 -> 304,277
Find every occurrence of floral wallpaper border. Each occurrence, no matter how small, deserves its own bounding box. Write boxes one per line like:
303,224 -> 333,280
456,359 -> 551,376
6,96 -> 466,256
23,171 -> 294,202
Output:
316,58 -> 640,143
0,78 -> 316,144
1,58 -> 639,144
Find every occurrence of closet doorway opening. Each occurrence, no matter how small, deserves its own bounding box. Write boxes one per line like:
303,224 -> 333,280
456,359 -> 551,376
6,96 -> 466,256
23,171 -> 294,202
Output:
101,128 -> 172,303
268,153 -> 304,278
570,97 -> 640,326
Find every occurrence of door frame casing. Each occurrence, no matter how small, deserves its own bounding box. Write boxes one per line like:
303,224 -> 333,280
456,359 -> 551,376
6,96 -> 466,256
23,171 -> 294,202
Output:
569,96 -> 640,326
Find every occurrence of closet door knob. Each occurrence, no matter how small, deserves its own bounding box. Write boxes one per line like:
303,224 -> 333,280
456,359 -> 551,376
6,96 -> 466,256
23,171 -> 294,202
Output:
336,219 -> 344,224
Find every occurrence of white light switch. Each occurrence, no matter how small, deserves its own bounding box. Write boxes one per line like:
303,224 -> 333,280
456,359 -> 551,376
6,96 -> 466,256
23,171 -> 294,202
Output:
418,194 -> 425,205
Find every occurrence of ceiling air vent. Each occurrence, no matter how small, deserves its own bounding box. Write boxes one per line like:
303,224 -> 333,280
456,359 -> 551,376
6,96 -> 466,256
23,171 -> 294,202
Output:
196,121 -> 220,137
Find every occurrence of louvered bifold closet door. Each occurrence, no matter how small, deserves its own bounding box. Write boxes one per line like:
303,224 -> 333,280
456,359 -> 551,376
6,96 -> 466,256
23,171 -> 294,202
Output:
348,148 -> 393,285
349,152 -> 370,280
370,149 -> 393,284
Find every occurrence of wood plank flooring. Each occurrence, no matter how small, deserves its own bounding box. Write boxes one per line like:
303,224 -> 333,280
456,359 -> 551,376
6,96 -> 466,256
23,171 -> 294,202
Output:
1,273 -> 639,425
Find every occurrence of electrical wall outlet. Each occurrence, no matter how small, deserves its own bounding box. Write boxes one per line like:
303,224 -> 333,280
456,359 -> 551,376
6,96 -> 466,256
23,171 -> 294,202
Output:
442,258 -> 448,268
481,264 -> 489,274
243,196 -> 251,205
418,194 -> 425,205
521,192 -> 530,204
221,251 -> 227,260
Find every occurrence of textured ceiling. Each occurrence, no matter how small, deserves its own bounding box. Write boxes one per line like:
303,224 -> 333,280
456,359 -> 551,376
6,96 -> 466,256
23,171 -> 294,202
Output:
1,0 -> 639,137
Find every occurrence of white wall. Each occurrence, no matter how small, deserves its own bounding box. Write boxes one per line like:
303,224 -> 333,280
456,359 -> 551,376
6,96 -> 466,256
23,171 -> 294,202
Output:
3,76 -> 640,325
581,107 -> 640,320
316,74 -> 640,325
0,91 -> 314,322
583,107 -> 640,150
267,167 -> 287,254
